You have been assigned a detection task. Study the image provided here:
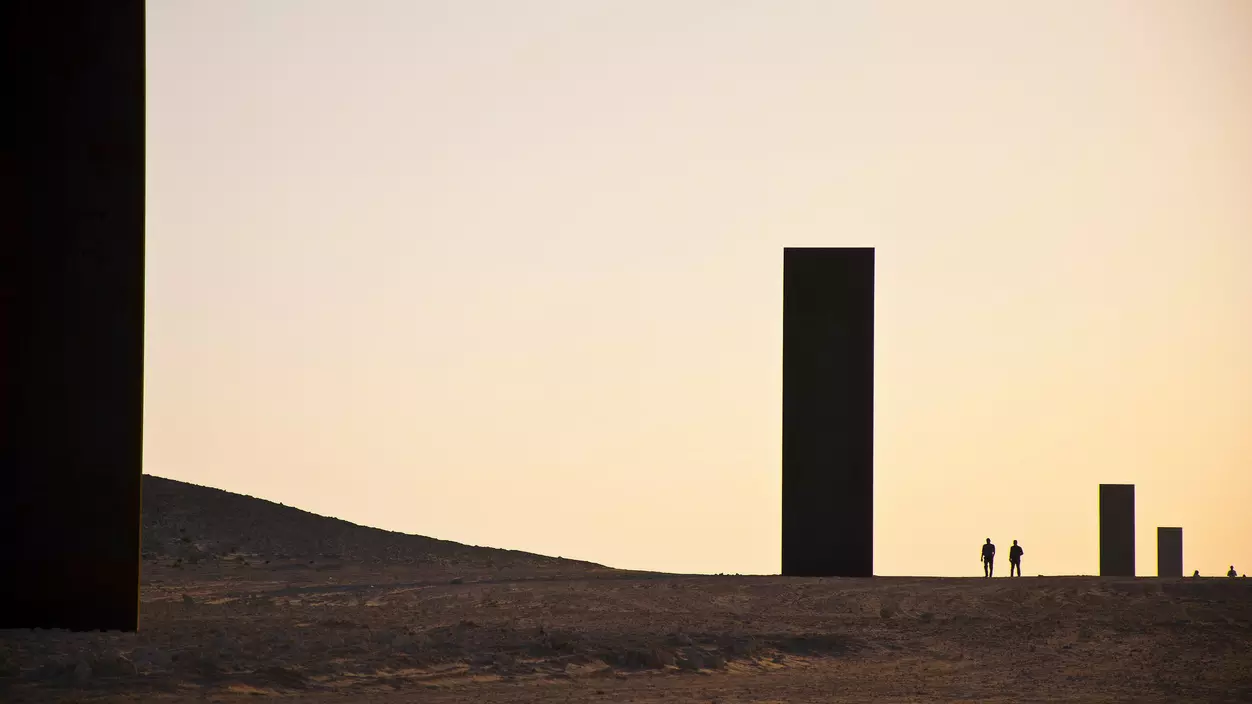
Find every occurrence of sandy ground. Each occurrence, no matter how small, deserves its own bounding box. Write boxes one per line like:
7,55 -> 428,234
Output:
3,561 -> 1251,703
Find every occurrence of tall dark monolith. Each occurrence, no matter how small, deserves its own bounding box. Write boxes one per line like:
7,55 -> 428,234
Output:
782,247 -> 874,577
2,2 -> 145,630
1157,527 -> 1183,578
1099,484 -> 1135,577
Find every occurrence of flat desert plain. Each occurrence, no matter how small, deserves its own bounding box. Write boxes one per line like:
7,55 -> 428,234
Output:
3,478 -> 1250,702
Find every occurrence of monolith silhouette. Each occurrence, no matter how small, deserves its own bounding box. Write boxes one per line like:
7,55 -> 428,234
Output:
781,247 -> 874,578
1099,484 -> 1135,577
2,1 -> 145,631
1156,527 -> 1182,578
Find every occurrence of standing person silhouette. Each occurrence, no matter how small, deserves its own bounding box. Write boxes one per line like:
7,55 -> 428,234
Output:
1229,565 -> 1238,578
1008,540 -> 1024,577
981,538 -> 996,578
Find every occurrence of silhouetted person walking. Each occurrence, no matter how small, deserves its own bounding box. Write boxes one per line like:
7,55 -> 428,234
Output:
981,538 -> 996,578
1229,566 -> 1238,578
1008,540 -> 1024,577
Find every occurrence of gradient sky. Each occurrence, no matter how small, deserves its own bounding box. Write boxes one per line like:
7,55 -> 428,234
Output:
146,0 -> 1252,577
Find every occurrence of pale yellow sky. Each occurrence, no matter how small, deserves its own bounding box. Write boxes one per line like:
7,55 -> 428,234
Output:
145,0 -> 1252,577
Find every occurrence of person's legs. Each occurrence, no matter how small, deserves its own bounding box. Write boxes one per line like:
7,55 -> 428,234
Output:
983,560 -> 990,578
988,559 -> 994,577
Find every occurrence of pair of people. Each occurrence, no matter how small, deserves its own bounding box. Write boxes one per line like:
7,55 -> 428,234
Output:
980,538 -> 1023,577
1194,567 -> 1242,578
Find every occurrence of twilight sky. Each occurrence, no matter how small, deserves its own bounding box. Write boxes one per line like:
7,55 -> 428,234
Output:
146,0 -> 1252,577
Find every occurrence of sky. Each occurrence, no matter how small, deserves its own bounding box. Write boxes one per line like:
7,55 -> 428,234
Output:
145,0 -> 1252,577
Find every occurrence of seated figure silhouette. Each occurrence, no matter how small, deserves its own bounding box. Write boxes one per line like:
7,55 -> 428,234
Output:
981,538 -> 996,578
1229,566 -> 1238,578
1193,570 -> 1200,578
1008,540 -> 1024,577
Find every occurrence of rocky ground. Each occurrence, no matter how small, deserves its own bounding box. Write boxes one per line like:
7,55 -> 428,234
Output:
2,477 -> 1250,702
3,565 -> 1250,703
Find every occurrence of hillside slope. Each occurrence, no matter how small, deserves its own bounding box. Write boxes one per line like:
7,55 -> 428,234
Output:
140,474 -> 603,571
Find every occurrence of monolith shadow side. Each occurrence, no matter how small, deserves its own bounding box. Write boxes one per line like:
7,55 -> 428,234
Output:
1157,527 -> 1182,578
781,247 -> 874,578
1099,484 -> 1135,577
2,1 -> 145,631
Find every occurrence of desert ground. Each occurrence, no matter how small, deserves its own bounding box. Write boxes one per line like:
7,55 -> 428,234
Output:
3,477 -> 1250,703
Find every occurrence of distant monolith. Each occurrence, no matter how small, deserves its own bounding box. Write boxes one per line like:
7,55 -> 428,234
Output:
1157,527 -> 1183,578
1099,484 -> 1135,577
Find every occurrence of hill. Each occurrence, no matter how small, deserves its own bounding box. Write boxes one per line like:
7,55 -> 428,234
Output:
140,474 -> 603,573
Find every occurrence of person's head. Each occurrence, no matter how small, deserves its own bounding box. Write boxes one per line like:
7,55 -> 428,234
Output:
1013,540 -> 1018,545
986,538 -> 991,544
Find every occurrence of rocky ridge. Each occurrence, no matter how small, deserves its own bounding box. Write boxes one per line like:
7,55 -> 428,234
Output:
140,474 -> 602,572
